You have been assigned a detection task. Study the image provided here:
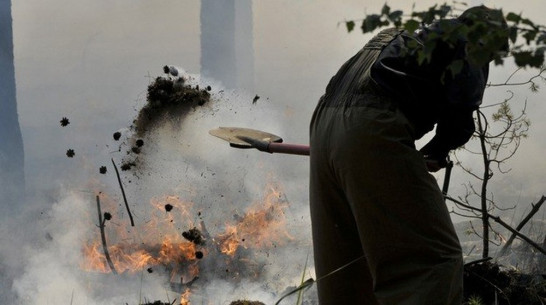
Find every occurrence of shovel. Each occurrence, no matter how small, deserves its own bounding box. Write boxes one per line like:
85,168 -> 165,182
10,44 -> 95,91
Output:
209,127 -> 310,156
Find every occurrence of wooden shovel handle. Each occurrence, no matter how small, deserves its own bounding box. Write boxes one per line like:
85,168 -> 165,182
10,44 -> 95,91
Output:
267,143 -> 310,156
236,135 -> 310,156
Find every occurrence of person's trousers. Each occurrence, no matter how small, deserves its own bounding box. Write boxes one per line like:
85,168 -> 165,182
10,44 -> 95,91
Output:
309,97 -> 463,305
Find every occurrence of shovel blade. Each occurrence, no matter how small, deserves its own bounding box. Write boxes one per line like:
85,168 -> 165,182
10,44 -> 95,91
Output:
209,127 -> 283,148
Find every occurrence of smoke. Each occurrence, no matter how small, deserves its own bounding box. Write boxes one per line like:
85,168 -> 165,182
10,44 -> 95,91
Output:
2,69 -> 315,305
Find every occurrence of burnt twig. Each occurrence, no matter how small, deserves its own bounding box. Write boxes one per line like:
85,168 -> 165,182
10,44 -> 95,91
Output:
96,195 -> 118,274
499,195 -> 546,256
111,158 -> 135,226
446,196 -> 546,256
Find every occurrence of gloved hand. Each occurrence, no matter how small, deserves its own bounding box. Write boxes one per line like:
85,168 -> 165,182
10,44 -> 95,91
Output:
422,154 -> 449,172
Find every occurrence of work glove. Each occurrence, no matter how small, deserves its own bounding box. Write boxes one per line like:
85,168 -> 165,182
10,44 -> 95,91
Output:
423,155 -> 448,172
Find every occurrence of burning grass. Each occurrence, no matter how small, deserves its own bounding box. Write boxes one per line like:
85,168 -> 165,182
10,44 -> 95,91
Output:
82,185 -> 294,304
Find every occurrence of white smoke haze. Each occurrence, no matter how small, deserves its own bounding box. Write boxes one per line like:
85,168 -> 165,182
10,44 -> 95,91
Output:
3,70 -> 315,305
7,1 -> 546,304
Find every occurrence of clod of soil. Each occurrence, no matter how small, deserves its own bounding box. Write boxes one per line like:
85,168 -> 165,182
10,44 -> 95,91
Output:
229,301 -> 265,305
120,161 -> 136,171
66,149 -> 75,158
113,132 -> 122,141
133,75 -> 211,136
60,117 -> 70,127
136,139 -> 144,147
103,212 -> 112,221
182,227 -> 205,245
195,251 -> 204,259
147,267 -> 153,273
142,301 -> 170,305
165,204 -> 173,212
99,166 -> 107,174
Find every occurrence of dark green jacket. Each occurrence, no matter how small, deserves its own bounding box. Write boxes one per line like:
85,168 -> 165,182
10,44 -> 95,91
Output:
371,20 -> 489,160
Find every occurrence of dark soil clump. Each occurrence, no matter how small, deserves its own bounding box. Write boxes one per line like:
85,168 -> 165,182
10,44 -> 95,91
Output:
229,301 -> 265,305
60,117 -> 70,127
134,76 -> 211,136
120,161 -> 137,171
182,227 -> 205,245
141,301 -> 171,305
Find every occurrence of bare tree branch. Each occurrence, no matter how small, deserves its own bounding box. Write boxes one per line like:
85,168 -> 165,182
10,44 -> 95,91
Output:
446,196 -> 546,256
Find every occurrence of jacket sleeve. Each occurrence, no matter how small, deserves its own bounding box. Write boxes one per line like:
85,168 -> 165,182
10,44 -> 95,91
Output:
419,108 -> 475,160
420,62 -> 489,161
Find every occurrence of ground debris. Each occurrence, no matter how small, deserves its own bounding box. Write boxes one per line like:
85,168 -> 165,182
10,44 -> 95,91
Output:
120,161 -> 137,171
134,75 -> 211,136
66,149 -> 75,158
182,227 -> 205,245
140,301 -> 172,305
229,300 -> 265,305
60,117 -> 70,127
463,261 -> 546,305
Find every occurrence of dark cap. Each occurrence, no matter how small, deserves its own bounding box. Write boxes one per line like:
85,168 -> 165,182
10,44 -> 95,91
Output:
458,5 -> 509,53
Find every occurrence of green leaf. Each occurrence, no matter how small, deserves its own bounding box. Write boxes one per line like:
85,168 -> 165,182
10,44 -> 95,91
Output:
513,50 -> 545,68
389,10 -> 403,27
438,4 -> 451,18
522,30 -> 537,44
406,38 -> 419,49
381,4 -> 390,16
537,33 -> 546,45
505,12 -> 521,23
361,14 -> 382,33
447,59 -> 464,77
509,26 -> 518,44
521,18 -> 535,28
468,47 -> 492,67
346,21 -> 355,33
404,19 -> 420,33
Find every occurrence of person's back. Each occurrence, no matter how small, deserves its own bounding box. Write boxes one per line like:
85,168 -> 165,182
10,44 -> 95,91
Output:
309,6 -> 507,305
317,28 -> 402,107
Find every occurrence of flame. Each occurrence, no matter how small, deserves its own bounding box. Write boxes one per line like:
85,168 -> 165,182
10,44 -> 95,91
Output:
218,185 -> 292,257
81,183 -> 292,302
180,288 -> 191,305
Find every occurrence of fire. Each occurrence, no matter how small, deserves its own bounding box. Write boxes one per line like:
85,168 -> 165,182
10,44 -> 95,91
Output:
81,183 -> 292,302
81,239 -> 199,274
180,288 -> 191,305
218,185 -> 293,257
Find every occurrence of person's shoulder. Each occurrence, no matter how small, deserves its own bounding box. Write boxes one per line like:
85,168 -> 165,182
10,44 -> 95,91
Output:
364,27 -> 404,49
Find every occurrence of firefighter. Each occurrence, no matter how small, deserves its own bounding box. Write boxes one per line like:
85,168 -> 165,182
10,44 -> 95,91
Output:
309,6 -> 508,304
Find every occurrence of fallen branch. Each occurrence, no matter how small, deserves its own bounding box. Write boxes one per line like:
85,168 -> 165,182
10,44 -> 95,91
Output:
499,195 -> 546,256
446,195 -> 546,256
111,158 -> 134,226
96,195 -> 118,274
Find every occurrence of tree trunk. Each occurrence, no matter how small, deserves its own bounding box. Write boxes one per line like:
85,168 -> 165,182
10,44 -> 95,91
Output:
0,0 -> 25,215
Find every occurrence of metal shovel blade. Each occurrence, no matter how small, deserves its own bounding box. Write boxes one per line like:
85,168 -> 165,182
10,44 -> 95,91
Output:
209,127 -> 283,148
